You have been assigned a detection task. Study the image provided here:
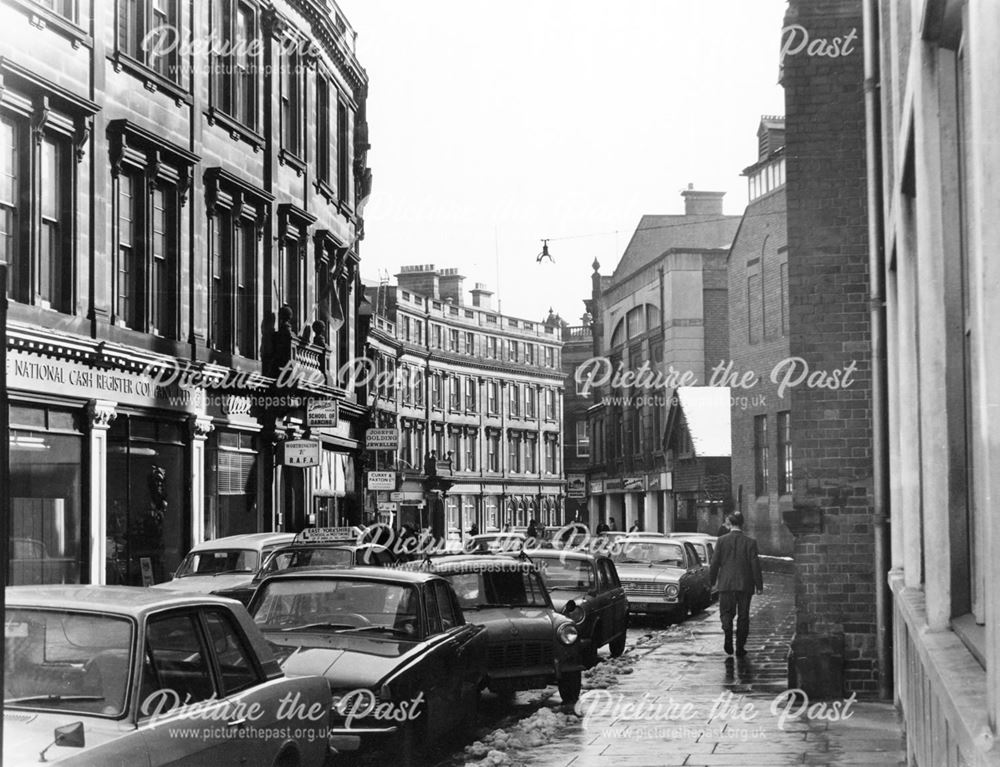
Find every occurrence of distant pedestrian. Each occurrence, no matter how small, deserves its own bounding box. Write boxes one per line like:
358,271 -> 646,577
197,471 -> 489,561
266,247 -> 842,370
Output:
595,517 -> 612,535
709,512 -> 763,657
526,518 -> 539,540
628,520 -> 642,533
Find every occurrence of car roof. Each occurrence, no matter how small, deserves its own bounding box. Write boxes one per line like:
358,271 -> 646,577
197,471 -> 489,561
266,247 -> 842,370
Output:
524,548 -> 602,562
419,555 -> 537,573
258,565 -> 438,585
6,585 -> 240,616
628,536 -> 684,544
188,532 -> 296,552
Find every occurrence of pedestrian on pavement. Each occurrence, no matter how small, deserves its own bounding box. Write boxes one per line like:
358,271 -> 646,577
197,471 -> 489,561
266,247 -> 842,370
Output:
526,518 -> 539,541
628,520 -> 642,533
715,518 -> 730,537
708,511 -> 763,657
595,518 -> 611,535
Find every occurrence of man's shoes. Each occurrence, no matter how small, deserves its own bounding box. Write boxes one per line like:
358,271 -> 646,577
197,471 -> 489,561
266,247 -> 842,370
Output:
723,633 -> 734,656
735,648 -> 747,658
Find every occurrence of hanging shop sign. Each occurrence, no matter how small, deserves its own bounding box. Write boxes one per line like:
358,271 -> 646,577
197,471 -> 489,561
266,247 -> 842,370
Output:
307,399 -> 339,428
367,471 -> 396,490
282,439 -> 321,467
366,428 -> 400,450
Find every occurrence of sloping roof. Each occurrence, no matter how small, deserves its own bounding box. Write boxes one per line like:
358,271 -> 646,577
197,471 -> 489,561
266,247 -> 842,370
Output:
611,214 -> 742,281
676,386 -> 732,457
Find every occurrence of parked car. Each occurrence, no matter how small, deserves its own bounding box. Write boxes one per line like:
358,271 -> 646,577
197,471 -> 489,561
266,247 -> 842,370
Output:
413,555 -> 584,703
3,585 -> 331,767
671,535 -> 718,599
612,537 -> 712,618
247,566 -> 487,765
153,531 -> 295,594
213,529 -> 397,605
525,549 -> 628,666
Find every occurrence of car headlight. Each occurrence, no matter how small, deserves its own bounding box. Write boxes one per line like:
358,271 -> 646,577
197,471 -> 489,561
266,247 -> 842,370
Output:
563,600 -> 586,624
556,622 -> 579,645
664,584 -> 679,598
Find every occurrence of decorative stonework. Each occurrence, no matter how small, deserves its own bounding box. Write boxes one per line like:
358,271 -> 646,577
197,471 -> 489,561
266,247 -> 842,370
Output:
87,400 -> 117,429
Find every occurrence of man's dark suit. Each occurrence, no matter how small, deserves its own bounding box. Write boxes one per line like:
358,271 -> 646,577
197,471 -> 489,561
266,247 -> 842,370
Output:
709,529 -> 763,655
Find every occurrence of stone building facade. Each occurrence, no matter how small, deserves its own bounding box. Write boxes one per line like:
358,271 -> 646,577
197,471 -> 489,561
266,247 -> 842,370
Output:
875,0 -> 1000,763
2,0 -> 371,585
364,266 -> 565,538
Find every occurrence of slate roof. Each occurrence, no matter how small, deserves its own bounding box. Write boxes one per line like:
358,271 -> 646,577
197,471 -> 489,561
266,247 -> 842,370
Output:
610,213 -> 742,282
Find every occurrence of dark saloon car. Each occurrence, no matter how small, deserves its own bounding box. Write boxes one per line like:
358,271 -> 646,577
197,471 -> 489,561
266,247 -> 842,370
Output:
415,555 -> 584,703
612,537 -> 712,618
525,549 -> 628,666
247,567 -> 487,765
214,528 -> 396,605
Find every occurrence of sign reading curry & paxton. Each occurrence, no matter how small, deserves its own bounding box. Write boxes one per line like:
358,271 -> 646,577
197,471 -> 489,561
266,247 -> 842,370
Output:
6,350 -> 204,410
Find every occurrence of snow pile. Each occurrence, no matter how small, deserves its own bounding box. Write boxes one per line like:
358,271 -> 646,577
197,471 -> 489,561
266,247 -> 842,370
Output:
583,653 -> 637,689
462,707 -> 577,765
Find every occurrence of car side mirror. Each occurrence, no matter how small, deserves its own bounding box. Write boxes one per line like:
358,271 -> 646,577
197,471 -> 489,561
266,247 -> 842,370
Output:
40,722 -> 85,761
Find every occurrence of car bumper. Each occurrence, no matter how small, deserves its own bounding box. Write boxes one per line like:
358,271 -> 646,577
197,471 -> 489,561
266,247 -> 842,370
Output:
625,596 -> 682,614
328,725 -> 399,753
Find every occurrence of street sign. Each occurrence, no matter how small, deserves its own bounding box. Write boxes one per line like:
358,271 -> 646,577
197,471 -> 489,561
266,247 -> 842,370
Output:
367,471 -> 396,490
377,501 -> 398,513
389,491 -> 403,502
567,474 -> 586,499
282,439 -> 321,467
308,399 -> 339,428
366,428 -> 400,450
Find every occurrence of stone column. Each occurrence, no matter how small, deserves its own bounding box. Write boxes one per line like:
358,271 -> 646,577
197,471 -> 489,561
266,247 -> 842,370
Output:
87,400 -> 116,585
188,416 -> 214,545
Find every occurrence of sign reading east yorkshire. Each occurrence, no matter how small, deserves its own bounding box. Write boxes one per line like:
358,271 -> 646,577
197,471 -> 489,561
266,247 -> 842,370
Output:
367,471 -> 396,490
282,439 -> 321,467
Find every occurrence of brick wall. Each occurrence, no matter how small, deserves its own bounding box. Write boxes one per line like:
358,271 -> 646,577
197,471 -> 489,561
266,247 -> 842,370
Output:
728,186 -> 794,556
782,0 -> 877,696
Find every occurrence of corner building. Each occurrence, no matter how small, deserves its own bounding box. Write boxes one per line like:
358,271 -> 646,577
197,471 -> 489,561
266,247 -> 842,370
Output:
364,266 -> 566,537
2,0 -> 371,585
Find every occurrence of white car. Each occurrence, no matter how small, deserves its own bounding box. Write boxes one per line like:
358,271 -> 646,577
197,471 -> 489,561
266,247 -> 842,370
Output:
153,532 -> 295,594
3,586 -> 331,767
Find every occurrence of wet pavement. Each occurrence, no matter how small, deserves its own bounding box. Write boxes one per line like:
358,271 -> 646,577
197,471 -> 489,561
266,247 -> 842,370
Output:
444,572 -> 908,767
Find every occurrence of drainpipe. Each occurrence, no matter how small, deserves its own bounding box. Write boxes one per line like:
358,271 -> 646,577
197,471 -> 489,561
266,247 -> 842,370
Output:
862,0 -> 893,701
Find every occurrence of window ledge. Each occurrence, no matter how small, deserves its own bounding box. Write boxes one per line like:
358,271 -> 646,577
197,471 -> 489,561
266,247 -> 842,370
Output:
279,148 -> 306,176
315,178 -> 337,204
952,613 -> 987,670
9,0 -> 92,48
110,52 -> 191,105
205,108 -> 265,152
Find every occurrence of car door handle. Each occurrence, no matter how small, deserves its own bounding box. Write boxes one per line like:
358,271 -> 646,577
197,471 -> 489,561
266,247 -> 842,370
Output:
227,718 -> 248,728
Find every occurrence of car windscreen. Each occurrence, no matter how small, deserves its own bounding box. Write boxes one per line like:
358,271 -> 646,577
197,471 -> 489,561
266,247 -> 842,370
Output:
5,608 -> 133,718
263,547 -> 355,575
251,579 -> 419,637
613,542 -> 685,566
175,549 -> 259,577
533,557 -> 596,591
444,570 -> 548,608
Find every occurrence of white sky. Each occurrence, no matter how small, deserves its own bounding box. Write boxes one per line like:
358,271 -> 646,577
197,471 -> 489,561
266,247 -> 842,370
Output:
339,0 -> 788,322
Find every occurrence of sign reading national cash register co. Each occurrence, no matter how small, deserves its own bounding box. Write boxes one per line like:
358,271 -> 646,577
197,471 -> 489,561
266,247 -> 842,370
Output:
366,428 -> 400,450
281,439 -> 321,467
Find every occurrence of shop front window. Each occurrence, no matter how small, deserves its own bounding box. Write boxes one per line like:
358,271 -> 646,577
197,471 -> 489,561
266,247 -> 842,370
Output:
206,430 -> 260,539
107,416 -> 187,585
9,405 -> 84,585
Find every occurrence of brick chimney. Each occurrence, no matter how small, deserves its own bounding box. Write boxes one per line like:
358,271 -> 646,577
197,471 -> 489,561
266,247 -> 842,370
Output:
438,268 -> 465,306
396,264 -> 439,299
470,282 -> 493,310
681,184 -> 726,216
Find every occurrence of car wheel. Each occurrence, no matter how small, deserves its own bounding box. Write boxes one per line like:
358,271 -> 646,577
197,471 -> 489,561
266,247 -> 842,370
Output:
273,747 -> 300,767
397,719 -> 424,767
460,686 -> 482,731
584,626 -> 601,667
608,631 -> 626,658
558,670 -> 582,704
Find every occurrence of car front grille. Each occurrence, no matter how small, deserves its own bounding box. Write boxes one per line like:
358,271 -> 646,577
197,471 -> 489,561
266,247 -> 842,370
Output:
488,641 -> 554,670
622,582 -> 664,595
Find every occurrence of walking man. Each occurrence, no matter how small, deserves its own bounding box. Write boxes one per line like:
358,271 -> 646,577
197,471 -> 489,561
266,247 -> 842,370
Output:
709,511 -> 763,657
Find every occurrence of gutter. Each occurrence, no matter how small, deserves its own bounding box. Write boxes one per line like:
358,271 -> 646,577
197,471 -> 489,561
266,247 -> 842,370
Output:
862,0 -> 893,701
